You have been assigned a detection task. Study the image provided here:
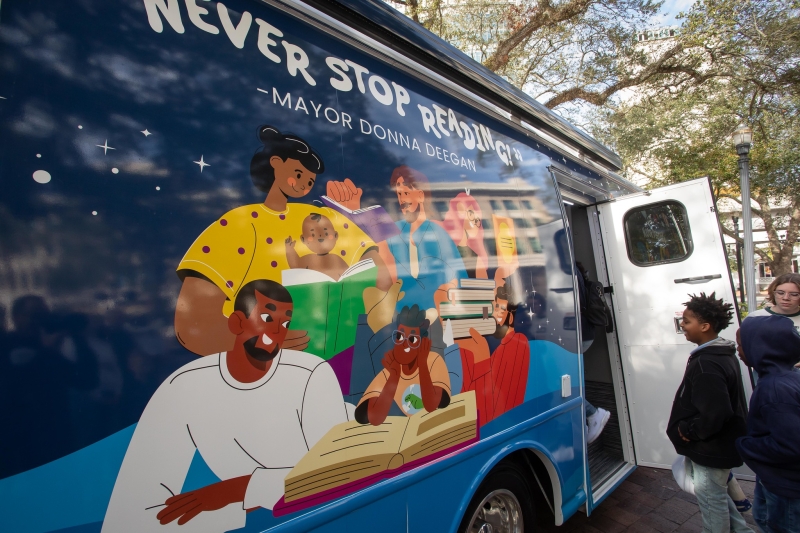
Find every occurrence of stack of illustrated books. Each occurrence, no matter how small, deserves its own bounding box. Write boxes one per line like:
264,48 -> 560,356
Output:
442,279 -> 497,338
273,391 -> 478,516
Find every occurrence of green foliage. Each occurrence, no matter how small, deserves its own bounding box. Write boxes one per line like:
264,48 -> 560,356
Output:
598,0 -> 800,275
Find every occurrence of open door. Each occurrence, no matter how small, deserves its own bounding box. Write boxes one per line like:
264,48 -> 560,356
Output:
597,178 -> 751,468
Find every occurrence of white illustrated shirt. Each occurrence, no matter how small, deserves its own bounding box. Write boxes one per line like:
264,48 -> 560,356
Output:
102,349 -> 347,532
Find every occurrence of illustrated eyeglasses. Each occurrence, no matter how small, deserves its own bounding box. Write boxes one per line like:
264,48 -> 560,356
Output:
775,290 -> 800,299
467,209 -> 482,228
392,330 -> 421,348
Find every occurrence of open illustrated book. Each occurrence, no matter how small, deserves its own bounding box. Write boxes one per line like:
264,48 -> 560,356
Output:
272,391 -> 479,516
281,259 -> 376,359
320,196 -> 400,242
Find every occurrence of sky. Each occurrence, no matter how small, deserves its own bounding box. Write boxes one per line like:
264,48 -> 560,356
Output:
657,0 -> 697,26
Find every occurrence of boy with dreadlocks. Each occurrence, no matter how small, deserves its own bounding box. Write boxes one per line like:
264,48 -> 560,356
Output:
667,293 -> 753,533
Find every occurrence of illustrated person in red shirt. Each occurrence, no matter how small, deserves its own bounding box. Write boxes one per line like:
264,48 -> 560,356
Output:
459,283 -> 530,425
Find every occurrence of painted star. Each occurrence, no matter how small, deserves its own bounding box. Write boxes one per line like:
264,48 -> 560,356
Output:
194,155 -> 210,172
141,129 -> 152,137
96,140 -> 116,155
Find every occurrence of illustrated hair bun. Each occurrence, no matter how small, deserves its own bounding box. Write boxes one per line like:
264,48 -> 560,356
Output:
249,124 -> 325,193
257,125 -> 282,145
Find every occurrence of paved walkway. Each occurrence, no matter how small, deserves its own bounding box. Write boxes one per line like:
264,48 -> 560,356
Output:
544,467 -> 759,533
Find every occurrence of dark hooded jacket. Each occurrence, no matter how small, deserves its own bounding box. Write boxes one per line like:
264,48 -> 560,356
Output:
667,337 -> 748,469
736,315 -> 800,498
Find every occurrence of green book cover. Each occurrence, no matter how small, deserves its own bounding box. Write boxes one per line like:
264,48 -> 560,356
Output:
282,259 -> 377,359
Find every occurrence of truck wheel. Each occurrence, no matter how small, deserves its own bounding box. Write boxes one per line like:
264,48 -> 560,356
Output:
458,461 -> 536,533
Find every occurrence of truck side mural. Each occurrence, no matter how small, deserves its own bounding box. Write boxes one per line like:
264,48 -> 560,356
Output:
0,0 -> 609,531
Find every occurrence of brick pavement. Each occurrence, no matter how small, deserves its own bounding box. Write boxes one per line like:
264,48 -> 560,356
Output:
540,467 -> 759,533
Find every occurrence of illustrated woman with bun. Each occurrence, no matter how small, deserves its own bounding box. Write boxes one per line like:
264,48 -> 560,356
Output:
174,125 -> 389,356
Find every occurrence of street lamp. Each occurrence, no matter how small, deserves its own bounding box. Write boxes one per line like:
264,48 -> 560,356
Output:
732,216 -> 745,304
731,125 -> 756,313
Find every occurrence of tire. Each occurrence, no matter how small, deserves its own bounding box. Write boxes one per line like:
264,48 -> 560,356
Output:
458,460 -> 537,533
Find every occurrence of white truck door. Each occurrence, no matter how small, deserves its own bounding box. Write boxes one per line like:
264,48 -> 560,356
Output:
597,177 -> 750,468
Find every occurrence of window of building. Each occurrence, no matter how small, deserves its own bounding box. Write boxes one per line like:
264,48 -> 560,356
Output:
484,237 -> 497,257
490,200 -> 502,211
434,201 -> 449,215
623,201 -> 694,266
521,200 -> 533,210
503,200 -> 517,211
514,217 -> 531,228
529,237 -> 542,253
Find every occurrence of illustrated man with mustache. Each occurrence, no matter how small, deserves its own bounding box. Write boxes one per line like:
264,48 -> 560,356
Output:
103,280 -> 347,532
385,166 -> 467,313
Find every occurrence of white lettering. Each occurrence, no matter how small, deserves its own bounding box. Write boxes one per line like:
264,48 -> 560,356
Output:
324,107 -> 340,124
360,118 -> 372,134
496,141 -> 511,166
433,104 -> 450,137
326,57 -> 352,92
273,88 -> 291,108
217,3 -> 251,48
143,0 -> 185,34
345,60 -> 369,93
460,121 -> 475,149
374,124 -> 386,139
417,105 -> 440,139
447,108 -> 462,138
392,82 -> 410,117
295,96 -> 308,114
425,143 -> 435,156
412,139 -> 421,152
472,124 -> 485,151
309,100 -> 322,117
185,0 -> 218,34
399,133 -> 410,148
341,112 -> 352,129
255,19 -> 282,63
479,124 -> 495,150
368,75 -> 393,106
282,42 -> 316,86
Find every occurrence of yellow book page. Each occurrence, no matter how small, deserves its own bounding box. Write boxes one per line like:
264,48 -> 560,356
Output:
284,417 -> 408,502
399,391 -> 478,462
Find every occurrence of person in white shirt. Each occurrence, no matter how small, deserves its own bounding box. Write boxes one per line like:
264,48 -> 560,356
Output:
746,273 -> 800,335
102,279 -> 347,532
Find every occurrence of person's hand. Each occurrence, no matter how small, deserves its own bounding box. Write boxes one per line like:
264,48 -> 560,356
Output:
459,327 -> 491,363
381,350 -> 400,378
283,329 -> 309,351
678,426 -> 690,442
417,337 -> 432,370
285,236 -> 296,248
156,476 -> 250,525
433,280 -> 458,324
326,178 -> 362,211
363,280 -> 404,333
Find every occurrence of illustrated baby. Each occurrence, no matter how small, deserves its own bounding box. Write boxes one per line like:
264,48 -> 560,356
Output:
285,213 -> 349,279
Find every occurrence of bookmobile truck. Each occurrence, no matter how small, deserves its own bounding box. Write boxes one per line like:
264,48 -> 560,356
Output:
0,0 -> 751,532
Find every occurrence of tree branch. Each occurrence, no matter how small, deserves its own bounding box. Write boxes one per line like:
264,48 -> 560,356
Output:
484,0 -> 594,72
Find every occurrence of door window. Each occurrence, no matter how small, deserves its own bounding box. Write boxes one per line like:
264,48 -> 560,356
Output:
623,201 -> 694,266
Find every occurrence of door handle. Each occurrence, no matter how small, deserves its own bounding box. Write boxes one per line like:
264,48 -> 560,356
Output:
673,274 -> 722,284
